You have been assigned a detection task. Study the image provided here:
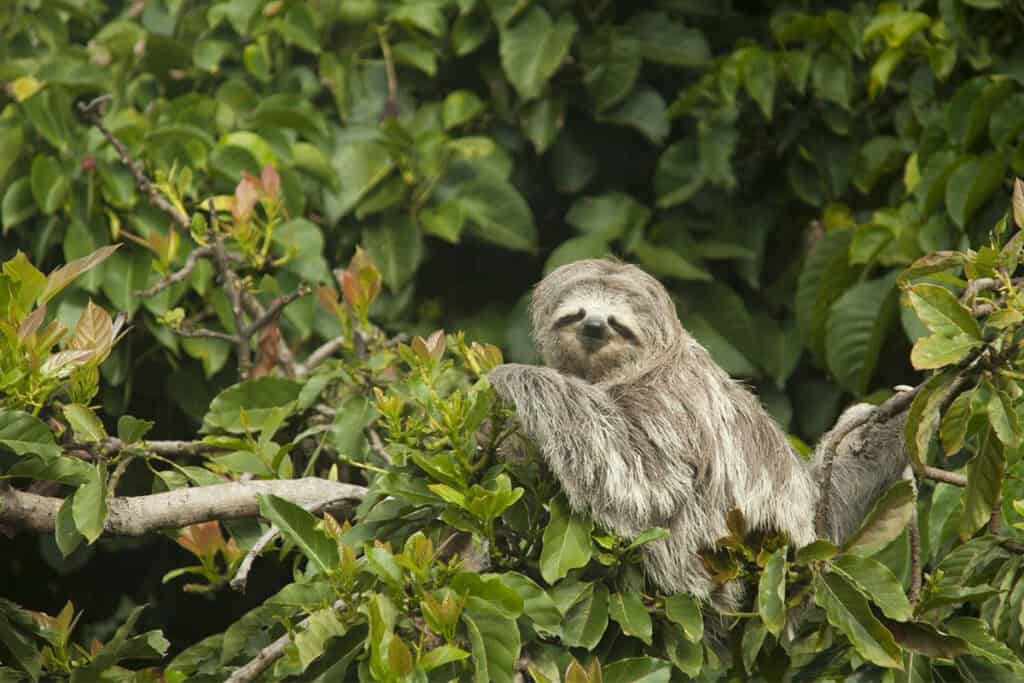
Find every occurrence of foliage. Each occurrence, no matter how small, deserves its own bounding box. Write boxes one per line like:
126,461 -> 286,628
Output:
2,0 -> 1024,681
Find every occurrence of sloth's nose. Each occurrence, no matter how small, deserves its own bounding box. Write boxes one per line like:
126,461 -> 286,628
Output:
580,317 -> 607,340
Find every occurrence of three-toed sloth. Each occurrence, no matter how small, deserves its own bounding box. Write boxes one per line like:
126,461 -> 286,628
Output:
489,259 -> 907,612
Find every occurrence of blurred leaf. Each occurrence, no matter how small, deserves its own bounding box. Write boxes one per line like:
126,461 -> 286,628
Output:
797,229 -> 860,364
203,377 -> 301,433
499,8 -> 577,101
29,154 -> 69,215
825,274 -> 898,395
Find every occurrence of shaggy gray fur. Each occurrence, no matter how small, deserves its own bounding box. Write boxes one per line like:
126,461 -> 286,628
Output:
489,259 -> 907,611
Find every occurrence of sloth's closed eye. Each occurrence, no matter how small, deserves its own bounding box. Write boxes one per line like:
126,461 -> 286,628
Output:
553,309 -> 585,329
609,317 -> 638,342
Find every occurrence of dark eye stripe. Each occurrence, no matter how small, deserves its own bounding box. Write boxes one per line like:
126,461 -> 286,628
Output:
609,317 -> 638,342
553,308 -> 585,329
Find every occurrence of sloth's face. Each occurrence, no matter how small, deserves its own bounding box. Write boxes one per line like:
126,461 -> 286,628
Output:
547,292 -> 643,382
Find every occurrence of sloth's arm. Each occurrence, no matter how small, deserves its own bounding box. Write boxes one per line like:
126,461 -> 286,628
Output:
489,364 -> 695,536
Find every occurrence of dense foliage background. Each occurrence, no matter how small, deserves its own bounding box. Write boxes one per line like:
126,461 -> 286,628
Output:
3,0 -> 1024,680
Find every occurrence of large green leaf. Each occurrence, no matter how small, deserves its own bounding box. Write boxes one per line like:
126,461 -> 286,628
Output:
602,657 -> 671,683
833,554 -> 913,621
608,591 -> 652,645
72,463 -> 108,543
560,583 -> 609,649
202,377 -> 302,434
756,546 -> 787,636
960,428 -> 1004,540
257,494 -> 339,574
945,153 -> 1006,229
796,229 -> 860,364
362,216 -> 423,293
463,596 -> 520,683
825,273 -> 898,395
499,8 -> 577,101
539,495 -> 593,584
455,173 -> 537,251
813,572 -> 903,669
843,480 -> 915,556
0,409 -> 60,459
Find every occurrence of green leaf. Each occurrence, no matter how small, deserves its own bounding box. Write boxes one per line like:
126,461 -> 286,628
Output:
632,241 -> 711,282
664,593 -> 703,642
292,607 -> 346,671
911,334 -> 981,370
38,245 -> 116,308
825,274 -> 898,395
499,573 -> 561,636
2,178 -> 37,232
960,428 -> 1004,540
654,140 -> 704,208
757,546 -> 787,636
117,415 -> 154,444
543,236 -> 610,275
986,383 -> 1022,447
565,192 -> 651,240
499,8 -> 577,101
627,12 -> 710,67
602,657 -> 671,683
662,623 -> 702,677
945,153 -> 1007,229
0,409 -> 60,458
796,229 -> 860,364
55,495 -> 84,558
257,494 -> 339,574
741,46 -> 777,119
540,495 -> 593,584
741,617 -> 768,674
463,596 -> 520,683
608,592 -> 652,645
833,554 -> 913,621
327,141 -> 393,221
561,583 -> 609,649
72,463 -> 108,543
581,31 -> 641,112
597,86 -> 670,145
362,216 -> 422,293
811,51 -> 853,109
63,404 -> 108,442
0,611 -> 42,680
843,480 -> 914,556
813,572 -> 903,669
420,644 -> 470,671
203,378 -> 301,434
455,173 -> 537,251
443,90 -> 486,130
30,154 -> 69,214
904,369 -> 957,468
906,284 -> 981,340
522,95 -> 565,154
946,617 -> 1024,672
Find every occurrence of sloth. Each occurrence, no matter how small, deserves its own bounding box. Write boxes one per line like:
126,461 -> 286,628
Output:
488,259 -> 907,611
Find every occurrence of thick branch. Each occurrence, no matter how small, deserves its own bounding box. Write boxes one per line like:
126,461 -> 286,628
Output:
296,336 -> 347,377
225,599 -> 346,683
0,479 -> 365,536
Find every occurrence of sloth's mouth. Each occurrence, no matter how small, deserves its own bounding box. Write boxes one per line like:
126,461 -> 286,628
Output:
577,335 -> 608,353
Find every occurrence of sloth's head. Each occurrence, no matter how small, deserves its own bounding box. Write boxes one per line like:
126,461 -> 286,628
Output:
530,259 -> 684,382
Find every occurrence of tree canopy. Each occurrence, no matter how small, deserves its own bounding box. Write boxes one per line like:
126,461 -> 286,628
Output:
1,0 -> 1024,681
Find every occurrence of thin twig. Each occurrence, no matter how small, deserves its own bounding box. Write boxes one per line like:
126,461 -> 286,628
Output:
366,427 -> 392,464
177,327 -> 241,344
224,599 -> 346,683
69,438 -> 226,458
242,285 -> 312,337
210,226 -> 251,378
908,472 -> 922,604
137,245 -> 214,297
77,95 -> 189,232
107,455 -> 136,497
377,28 -> 400,119
240,291 -> 299,377
296,336 -> 347,377
922,466 -> 967,487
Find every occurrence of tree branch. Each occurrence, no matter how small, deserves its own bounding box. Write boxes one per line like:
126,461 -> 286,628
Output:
242,285 -> 312,338
295,336 -> 347,377
224,599 -> 346,683
136,245 -> 214,297
0,479 -> 365,536
922,466 -> 967,487
77,95 -> 189,232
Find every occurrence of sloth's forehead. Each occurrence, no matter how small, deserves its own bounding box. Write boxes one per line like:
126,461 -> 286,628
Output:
553,282 -> 645,318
